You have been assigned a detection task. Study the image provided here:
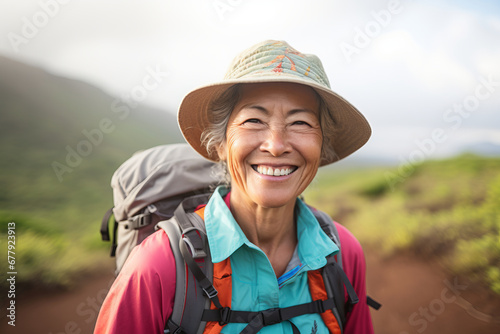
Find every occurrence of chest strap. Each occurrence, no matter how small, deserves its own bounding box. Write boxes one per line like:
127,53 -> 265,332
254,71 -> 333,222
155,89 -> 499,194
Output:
202,296 -> 337,333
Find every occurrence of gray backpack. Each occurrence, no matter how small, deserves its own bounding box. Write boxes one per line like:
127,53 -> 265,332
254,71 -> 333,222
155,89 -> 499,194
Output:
100,144 -> 220,274
101,144 -> 378,334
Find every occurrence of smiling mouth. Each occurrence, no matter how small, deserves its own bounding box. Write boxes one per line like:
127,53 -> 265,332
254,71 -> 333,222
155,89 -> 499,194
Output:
252,165 -> 298,176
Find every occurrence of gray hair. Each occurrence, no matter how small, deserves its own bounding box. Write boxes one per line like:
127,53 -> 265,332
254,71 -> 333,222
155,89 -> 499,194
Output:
201,85 -> 241,185
317,97 -> 339,163
201,84 -> 338,184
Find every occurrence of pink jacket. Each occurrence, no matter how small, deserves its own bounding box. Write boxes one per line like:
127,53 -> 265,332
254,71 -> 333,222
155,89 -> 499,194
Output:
95,219 -> 373,334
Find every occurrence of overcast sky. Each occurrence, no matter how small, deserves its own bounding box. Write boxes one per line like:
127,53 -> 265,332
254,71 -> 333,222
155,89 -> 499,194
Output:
1,0 -> 499,161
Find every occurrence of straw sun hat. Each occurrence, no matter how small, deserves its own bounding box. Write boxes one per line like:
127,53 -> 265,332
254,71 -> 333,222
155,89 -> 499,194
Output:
178,40 -> 371,166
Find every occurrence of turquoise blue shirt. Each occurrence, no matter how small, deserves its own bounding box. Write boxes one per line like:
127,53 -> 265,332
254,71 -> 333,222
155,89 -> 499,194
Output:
204,186 -> 339,333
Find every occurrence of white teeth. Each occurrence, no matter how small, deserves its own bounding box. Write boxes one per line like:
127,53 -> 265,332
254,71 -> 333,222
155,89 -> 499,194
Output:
256,166 -> 294,176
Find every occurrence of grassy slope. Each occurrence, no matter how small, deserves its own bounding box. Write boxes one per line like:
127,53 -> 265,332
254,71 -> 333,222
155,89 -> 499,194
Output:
0,56 -> 183,287
1,57 -> 498,292
304,154 -> 500,294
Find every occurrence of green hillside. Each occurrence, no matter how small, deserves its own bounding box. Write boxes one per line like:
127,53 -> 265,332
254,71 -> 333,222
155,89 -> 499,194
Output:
0,56 -> 182,287
304,154 -> 500,295
1,57 -> 499,294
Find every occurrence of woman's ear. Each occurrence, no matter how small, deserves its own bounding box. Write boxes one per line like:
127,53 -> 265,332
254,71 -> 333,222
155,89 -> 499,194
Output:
216,142 -> 227,161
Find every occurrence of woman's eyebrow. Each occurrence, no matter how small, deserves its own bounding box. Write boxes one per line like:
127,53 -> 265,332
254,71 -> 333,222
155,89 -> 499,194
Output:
244,105 -> 269,114
243,105 -> 316,116
288,108 -> 317,116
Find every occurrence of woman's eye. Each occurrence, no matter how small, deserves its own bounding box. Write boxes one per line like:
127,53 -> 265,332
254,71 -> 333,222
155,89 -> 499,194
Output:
292,121 -> 311,127
243,118 -> 261,124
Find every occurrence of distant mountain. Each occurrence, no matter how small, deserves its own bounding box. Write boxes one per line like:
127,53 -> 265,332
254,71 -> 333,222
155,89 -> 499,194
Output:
0,55 -> 183,224
458,141 -> 500,157
332,141 -> 500,170
0,55 -> 182,157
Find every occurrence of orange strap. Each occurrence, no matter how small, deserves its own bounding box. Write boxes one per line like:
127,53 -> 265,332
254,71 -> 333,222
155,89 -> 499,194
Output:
196,207 -> 233,334
308,270 -> 342,334
202,258 -> 232,334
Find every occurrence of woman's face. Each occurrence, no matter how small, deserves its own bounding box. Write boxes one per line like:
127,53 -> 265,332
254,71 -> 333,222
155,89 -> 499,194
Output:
217,82 -> 323,209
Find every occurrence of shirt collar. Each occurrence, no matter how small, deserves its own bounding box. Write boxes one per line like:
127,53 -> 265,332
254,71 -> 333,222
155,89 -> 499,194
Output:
205,186 -> 248,263
295,199 -> 339,270
204,186 -> 339,268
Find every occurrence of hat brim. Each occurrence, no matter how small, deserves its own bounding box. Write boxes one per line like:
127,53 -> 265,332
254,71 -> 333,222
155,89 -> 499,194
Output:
178,75 -> 371,166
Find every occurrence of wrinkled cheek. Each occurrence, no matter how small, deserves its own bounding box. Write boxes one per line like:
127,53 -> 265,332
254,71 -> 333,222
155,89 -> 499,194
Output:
299,162 -> 319,189
227,155 -> 246,191
306,160 -> 321,185
224,135 -> 246,191
301,142 -> 322,189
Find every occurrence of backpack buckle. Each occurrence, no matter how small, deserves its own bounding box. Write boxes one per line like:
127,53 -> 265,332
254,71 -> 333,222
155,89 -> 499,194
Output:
182,236 -> 207,259
165,319 -> 183,334
260,308 -> 282,326
313,299 -> 325,313
127,212 -> 152,229
203,284 -> 218,299
219,307 -> 231,326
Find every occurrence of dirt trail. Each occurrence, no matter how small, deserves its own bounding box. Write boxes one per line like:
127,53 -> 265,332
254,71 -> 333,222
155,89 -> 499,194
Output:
1,269 -> 116,334
365,251 -> 500,334
2,252 -> 500,334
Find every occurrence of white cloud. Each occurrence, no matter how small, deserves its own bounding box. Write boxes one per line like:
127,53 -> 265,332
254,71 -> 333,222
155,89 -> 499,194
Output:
487,16 -> 500,32
373,30 -> 474,91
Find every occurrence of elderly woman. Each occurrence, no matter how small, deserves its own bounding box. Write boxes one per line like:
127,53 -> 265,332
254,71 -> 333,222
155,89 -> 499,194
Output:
95,40 -> 373,333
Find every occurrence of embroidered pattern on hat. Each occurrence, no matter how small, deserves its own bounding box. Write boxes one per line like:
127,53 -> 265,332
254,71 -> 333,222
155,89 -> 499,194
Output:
263,41 -> 304,73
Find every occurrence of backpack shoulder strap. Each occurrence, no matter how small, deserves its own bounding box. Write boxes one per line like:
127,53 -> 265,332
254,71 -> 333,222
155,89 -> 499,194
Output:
307,270 -> 342,334
312,209 -> 342,268
157,193 -> 214,334
312,209 -> 359,330
313,209 -> 381,317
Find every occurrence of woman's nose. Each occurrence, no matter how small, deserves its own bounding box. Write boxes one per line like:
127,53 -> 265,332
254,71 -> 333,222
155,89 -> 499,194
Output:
260,127 -> 291,157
